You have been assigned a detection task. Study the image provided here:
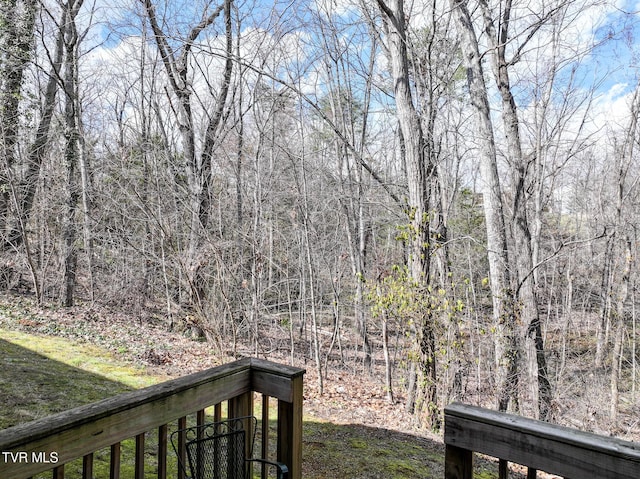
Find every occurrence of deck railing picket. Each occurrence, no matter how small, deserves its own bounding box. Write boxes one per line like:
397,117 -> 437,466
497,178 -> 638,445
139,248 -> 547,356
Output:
110,442 -> 120,479
82,452 -> 93,479
498,458 -> 508,478
52,465 -> 63,478
176,417 -> 187,479
135,432 -> 145,479
261,394 -> 270,479
158,424 -> 168,479
197,409 -> 206,426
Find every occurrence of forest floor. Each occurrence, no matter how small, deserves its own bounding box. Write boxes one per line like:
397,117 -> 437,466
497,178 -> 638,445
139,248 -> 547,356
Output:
0,293 -> 463,478
0,291 -> 627,478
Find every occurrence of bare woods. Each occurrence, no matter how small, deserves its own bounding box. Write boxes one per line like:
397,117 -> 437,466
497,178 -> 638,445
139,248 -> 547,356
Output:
0,0 -> 638,433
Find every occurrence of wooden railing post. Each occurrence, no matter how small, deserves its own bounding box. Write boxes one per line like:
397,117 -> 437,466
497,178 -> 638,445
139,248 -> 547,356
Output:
277,374 -> 303,479
444,444 -> 473,479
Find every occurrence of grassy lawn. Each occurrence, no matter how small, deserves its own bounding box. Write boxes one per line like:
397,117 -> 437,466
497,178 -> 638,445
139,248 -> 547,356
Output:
301,420 -> 442,479
0,330 -> 163,429
0,328 -> 501,479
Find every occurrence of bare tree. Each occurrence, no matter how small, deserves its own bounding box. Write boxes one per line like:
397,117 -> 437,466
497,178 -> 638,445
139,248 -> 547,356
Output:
142,0 -> 233,311
606,83 -> 640,422
477,0 -> 559,419
311,2 -> 377,369
60,0 -> 85,306
9,4 -> 64,243
450,0 -> 519,412
376,0 -> 438,425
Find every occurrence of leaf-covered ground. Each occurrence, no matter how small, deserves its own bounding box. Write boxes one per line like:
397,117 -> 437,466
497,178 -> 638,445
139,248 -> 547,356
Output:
0,295 -> 445,478
0,293 -> 519,478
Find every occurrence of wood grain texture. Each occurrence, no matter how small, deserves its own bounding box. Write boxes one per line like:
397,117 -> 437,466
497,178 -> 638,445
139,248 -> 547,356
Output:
444,402 -> 640,479
444,444 -> 473,479
277,375 -> 303,479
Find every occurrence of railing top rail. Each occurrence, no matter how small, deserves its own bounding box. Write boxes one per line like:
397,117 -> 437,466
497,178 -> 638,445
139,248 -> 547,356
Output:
445,402 -> 640,456
1,358 -> 245,448
444,402 -> 640,479
248,357 -> 305,379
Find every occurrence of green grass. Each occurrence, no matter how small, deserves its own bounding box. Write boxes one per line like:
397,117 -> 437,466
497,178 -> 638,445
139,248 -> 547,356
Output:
0,329 -> 177,478
0,328 -> 452,479
301,420 -> 443,479
0,331 -> 160,429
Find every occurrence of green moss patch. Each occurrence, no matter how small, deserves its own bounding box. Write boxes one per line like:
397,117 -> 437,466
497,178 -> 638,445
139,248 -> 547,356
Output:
0,329 -> 164,429
302,421 -> 442,479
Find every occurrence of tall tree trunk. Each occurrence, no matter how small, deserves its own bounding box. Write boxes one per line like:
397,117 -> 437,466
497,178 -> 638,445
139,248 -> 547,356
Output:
0,0 -> 36,244
381,309 -> 394,402
5,4 -> 65,252
78,96 -> 94,303
451,0 -> 518,412
596,233 -> 615,367
610,236 -> 631,422
479,0 -> 550,419
61,0 -> 84,307
0,0 -> 37,291
298,152 -> 323,395
376,0 -> 436,426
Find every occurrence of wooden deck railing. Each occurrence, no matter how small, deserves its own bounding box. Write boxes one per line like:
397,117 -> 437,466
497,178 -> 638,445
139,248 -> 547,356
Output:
0,357 -> 305,479
444,402 -> 640,479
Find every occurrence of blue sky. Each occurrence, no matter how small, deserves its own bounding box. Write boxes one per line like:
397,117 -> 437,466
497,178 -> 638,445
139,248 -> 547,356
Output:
78,0 -> 640,138
588,1 -> 640,94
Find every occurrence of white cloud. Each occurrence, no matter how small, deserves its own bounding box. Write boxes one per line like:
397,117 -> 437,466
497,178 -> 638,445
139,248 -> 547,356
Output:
591,81 -> 637,132
313,0 -> 359,18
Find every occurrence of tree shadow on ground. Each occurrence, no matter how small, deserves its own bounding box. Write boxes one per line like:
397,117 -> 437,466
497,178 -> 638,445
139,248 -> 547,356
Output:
301,421 -> 521,479
0,336 -> 135,429
0,333 -> 161,478
1,333 -> 517,479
